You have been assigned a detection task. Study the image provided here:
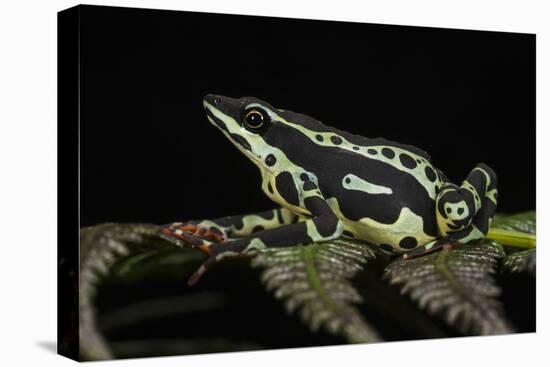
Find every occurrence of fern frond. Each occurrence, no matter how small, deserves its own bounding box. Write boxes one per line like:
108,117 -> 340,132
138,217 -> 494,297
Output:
251,238 -> 382,343
502,248 -> 536,276
384,241 -> 514,335
80,223 -> 171,360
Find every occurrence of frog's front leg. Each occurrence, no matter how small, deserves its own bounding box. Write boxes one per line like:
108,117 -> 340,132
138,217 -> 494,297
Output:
161,207 -> 298,253
188,193 -> 343,285
404,163 -> 497,259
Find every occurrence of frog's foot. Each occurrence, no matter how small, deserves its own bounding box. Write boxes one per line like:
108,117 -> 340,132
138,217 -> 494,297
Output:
187,240 -> 249,286
402,238 -> 461,259
160,221 -> 227,254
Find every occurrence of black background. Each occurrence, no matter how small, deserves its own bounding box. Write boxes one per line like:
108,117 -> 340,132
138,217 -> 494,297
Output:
80,5 -> 535,227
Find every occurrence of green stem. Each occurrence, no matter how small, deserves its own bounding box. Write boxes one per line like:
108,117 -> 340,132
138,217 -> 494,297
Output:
486,228 -> 536,249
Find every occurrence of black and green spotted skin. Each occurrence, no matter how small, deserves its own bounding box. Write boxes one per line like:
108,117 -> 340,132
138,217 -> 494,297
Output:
162,94 -> 498,284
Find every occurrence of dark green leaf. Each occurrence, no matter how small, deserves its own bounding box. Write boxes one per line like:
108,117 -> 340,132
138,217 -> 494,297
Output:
491,211 -> 536,234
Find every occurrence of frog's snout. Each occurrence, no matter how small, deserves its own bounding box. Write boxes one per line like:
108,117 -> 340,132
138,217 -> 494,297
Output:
204,93 -> 223,108
202,94 -> 245,131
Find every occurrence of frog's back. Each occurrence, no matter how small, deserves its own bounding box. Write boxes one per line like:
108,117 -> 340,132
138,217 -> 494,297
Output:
275,109 -> 442,252
279,109 -> 433,161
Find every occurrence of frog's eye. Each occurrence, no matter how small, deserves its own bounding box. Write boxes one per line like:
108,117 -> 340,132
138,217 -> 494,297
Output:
244,109 -> 264,129
242,108 -> 269,131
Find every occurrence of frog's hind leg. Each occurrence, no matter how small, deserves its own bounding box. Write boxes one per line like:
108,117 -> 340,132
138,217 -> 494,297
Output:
404,163 -> 498,259
468,164 -> 498,237
436,163 -> 497,241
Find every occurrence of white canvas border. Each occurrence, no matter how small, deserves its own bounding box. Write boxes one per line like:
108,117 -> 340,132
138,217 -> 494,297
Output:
0,1 -> 545,366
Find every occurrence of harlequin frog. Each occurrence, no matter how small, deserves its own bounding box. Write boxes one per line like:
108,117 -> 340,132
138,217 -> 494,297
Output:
161,94 -> 498,285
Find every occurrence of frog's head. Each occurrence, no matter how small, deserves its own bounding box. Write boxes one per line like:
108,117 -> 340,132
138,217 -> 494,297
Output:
203,94 -> 319,172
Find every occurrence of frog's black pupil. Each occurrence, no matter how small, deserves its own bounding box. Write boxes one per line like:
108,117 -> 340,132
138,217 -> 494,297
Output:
247,111 -> 263,128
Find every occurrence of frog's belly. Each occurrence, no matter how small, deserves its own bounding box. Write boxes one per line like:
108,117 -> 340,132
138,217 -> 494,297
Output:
326,198 -> 436,253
